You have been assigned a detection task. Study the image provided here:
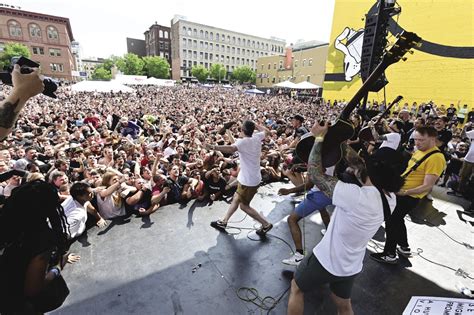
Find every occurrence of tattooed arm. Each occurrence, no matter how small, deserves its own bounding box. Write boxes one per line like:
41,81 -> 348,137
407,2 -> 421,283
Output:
0,65 -> 44,140
307,122 -> 338,198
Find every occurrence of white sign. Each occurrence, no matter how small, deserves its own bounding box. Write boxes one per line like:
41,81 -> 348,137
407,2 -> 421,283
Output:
403,296 -> 474,315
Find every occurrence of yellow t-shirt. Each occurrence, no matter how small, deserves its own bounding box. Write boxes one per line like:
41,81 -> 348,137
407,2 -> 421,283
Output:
402,146 -> 446,199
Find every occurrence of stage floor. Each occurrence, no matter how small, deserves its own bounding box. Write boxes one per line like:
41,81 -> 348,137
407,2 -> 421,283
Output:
53,183 -> 473,314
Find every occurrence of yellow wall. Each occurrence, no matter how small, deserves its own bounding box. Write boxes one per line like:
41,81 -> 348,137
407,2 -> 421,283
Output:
323,0 -> 473,107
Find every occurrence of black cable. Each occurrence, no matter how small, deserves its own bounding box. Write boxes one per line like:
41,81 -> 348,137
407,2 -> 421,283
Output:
415,248 -> 474,280
405,216 -> 473,249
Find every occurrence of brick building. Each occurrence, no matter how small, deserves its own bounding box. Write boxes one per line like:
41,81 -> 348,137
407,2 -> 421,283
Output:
0,5 -> 75,80
144,23 -> 171,66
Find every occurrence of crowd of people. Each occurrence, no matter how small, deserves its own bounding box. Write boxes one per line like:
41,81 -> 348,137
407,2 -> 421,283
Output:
0,67 -> 473,314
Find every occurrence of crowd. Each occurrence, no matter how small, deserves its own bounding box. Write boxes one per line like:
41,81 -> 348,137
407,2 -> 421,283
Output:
0,67 -> 473,314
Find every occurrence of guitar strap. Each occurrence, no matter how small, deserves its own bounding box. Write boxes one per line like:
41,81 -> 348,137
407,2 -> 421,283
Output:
376,187 -> 391,222
401,150 -> 443,179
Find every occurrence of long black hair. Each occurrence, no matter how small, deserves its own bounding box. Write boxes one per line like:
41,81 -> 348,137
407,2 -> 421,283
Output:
0,180 -> 69,255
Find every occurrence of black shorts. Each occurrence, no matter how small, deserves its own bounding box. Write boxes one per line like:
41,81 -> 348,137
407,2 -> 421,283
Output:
294,253 -> 357,299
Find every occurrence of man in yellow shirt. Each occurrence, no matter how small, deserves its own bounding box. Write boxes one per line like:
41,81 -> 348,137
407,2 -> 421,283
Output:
371,126 -> 446,264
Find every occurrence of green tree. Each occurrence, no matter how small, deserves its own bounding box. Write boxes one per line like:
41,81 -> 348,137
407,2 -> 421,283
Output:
91,66 -> 112,81
232,66 -> 256,84
102,55 -> 120,72
0,42 -> 31,70
191,65 -> 209,82
209,64 -> 226,82
116,53 -> 144,75
143,56 -> 170,78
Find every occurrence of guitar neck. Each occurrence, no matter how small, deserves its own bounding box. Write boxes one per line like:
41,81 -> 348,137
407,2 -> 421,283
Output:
374,95 -> 403,124
340,61 -> 390,120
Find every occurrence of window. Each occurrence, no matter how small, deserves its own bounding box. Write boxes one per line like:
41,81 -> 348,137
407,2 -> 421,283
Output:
205,31 -> 208,39
164,31 -> 168,39
183,38 -> 187,47
309,58 -> 313,66
210,32 -> 213,40
200,30 -> 203,37
226,46 -> 230,53
307,75 -> 311,82
165,42 -> 169,50
302,59 -> 306,67
267,63 -> 271,70
193,29 -> 197,36
273,63 -> 276,69
193,40 -> 197,48
187,28 -> 192,36
29,23 -> 41,38
32,46 -> 44,55
232,36 -> 235,44
210,43 -> 213,50
159,42 -> 164,50
199,52 -> 203,60
47,26 -> 59,40
182,50 -> 187,58
261,64 -> 264,70
231,57 -> 235,64
199,41 -> 203,49
216,44 -> 219,51
49,48 -> 61,57
237,48 -> 240,55
205,53 -> 208,60
238,38 -> 241,46
182,26 -> 187,34
232,47 -> 235,54
216,33 -> 220,41
159,30 -> 163,37
227,35 -> 230,43
8,20 -> 22,37
193,51 -> 197,59
50,63 -> 63,72
205,42 -> 208,50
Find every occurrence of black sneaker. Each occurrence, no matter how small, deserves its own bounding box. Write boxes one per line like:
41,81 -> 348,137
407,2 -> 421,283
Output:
397,246 -> 412,257
210,220 -> 227,230
256,223 -> 273,236
369,252 -> 398,264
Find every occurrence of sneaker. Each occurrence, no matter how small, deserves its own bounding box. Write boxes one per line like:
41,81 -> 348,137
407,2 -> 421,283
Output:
369,252 -> 398,264
256,223 -> 273,236
210,220 -> 227,230
397,246 -> 412,257
321,229 -> 327,236
282,252 -> 305,266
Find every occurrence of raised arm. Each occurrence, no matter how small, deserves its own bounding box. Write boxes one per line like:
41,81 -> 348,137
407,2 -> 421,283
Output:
0,65 -> 44,140
307,122 -> 338,198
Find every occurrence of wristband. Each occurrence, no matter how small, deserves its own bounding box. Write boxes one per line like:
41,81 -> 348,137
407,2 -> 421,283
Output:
314,136 -> 324,142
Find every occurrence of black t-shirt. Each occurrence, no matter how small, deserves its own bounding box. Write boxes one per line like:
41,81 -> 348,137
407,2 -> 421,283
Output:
294,126 -> 309,138
437,129 -> 452,151
166,176 -> 189,204
205,177 -> 226,194
468,110 -> 474,122
446,107 -> 456,118
0,226 -> 57,312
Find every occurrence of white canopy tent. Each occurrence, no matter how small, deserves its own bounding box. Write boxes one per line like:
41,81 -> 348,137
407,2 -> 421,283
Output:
70,80 -> 135,93
143,77 -> 176,86
245,88 -> 265,94
113,74 -> 148,85
294,81 -> 321,89
273,80 -> 298,89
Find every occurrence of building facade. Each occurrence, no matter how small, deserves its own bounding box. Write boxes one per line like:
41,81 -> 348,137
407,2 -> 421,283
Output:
144,23 -> 171,65
256,41 -> 328,88
0,5 -> 76,80
126,37 -> 146,57
170,16 -> 286,81
81,58 -> 105,79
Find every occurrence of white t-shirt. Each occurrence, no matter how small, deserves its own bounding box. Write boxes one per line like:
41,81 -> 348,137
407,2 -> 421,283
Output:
380,132 -> 401,150
97,194 -> 126,219
314,181 -> 396,276
464,130 -> 474,163
163,146 -> 177,158
234,131 -> 265,187
61,196 -> 87,239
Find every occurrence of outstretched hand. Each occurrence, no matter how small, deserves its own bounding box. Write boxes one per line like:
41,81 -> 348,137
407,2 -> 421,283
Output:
311,121 -> 329,137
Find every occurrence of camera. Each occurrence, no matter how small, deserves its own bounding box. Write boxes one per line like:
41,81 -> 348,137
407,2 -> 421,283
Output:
0,56 -> 58,98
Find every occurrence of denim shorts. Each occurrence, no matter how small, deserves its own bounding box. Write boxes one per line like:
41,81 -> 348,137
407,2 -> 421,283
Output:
294,190 -> 332,218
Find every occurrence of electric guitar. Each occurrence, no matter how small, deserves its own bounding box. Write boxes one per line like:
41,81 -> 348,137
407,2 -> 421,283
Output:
358,95 -> 403,142
295,31 -> 422,167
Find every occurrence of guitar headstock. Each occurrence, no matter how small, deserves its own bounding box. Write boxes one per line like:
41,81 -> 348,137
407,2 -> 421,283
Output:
383,31 -> 422,66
